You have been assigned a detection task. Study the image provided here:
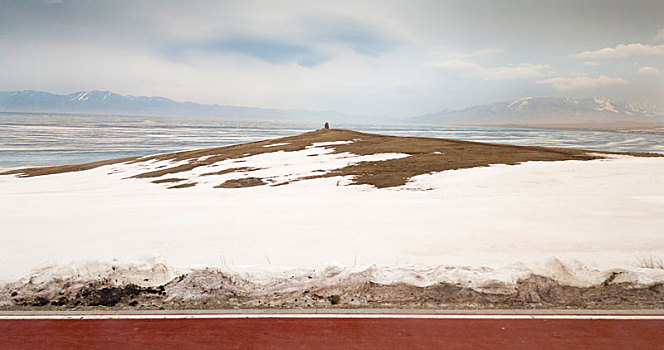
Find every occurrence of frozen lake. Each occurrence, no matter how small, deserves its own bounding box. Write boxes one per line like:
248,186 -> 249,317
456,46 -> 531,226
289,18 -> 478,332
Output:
1,112 -> 663,169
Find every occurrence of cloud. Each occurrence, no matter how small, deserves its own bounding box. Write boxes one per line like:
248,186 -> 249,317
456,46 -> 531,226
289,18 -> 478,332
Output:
431,60 -> 549,80
570,43 -> 664,59
186,38 -> 330,68
297,14 -> 396,56
472,48 -> 504,56
433,47 -> 504,60
1,1 -> 663,115
160,14 -> 397,68
536,75 -> 628,91
656,28 -> 664,41
638,66 -> 661,74
456,48 -> 504,58
582,61 -> 601,66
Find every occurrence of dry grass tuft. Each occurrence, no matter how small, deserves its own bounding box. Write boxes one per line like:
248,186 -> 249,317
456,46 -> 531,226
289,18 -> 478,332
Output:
214,177 -> 266,188
637,255 -> 664,269
167,182 -> 197,189
152,178 -> 187,184
201,167 -> 262,176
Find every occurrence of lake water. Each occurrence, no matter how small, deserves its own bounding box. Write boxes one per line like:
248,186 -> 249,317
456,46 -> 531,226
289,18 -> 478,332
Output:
1,112 -> 663,169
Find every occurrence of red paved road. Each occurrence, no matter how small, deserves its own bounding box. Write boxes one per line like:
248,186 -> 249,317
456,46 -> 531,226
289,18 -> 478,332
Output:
1,317 -> 663,349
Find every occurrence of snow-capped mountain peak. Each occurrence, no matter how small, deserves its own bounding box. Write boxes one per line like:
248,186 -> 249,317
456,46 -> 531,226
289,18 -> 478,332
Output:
0,89 -> 351,121
413,96 -> 663,125
592,97 -> 620,113
507,97 -> 534,111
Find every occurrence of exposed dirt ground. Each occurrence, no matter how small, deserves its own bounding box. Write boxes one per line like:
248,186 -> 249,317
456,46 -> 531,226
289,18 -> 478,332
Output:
215,177 -> 266,188
2,129 -> 660,188
2,272 -> 663,311
0,156 -> 139,178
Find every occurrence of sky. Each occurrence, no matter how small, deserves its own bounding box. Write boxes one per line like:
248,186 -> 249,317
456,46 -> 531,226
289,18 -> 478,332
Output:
0,0 -> 662,117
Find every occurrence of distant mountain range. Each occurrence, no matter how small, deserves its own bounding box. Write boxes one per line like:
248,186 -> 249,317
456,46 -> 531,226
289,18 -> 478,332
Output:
411,96 -> 664,126
0,90 -> 349,121
1,90 -> 663,128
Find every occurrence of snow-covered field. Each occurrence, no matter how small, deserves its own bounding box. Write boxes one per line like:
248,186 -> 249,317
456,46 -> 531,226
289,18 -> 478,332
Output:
1,141 -> 664,293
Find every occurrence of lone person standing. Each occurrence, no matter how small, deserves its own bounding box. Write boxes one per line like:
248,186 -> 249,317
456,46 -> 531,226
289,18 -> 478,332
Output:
324,122 -> 330,129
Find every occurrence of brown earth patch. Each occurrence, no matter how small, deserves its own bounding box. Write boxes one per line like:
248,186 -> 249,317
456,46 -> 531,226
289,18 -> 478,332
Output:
0,157 -> 139,178
2,129 -> 661,188
131,162 -> 205,179
167,182 -> 197,189
310,132 -> 660,188
201,167 -> 262,176
151,178 -> 187,184
215,177 -> 267,188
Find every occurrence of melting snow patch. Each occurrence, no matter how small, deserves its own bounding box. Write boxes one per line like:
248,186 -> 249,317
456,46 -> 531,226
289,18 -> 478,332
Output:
131,145 -> 409,188
308,140 -> 353,148
263,143 -> 290,148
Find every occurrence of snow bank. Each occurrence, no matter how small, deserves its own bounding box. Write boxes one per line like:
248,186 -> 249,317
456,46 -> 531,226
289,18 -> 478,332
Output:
0,151 -> 663,291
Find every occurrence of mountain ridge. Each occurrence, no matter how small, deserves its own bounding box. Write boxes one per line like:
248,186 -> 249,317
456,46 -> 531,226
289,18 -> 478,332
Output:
0,90 -> 350,121
2,90 -> 663,127
411,96 -> 664,126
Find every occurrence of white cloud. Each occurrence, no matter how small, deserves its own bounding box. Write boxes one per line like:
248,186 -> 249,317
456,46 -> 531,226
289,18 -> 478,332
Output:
467,47 -> 504,57
431,47 -> 504,60
656,28 -> 664,41
570,43 -> 664,59
582,61 -> 601,66
638,66 -> 661,75
431,60 -> 549,80
536,75 -> 629,91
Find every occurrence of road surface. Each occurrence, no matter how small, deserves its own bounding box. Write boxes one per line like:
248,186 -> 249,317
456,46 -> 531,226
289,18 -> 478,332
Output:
1,312 -> 663,349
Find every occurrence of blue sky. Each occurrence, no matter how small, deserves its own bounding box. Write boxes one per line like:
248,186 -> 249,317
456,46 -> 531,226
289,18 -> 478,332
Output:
0,0 -> 662,116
